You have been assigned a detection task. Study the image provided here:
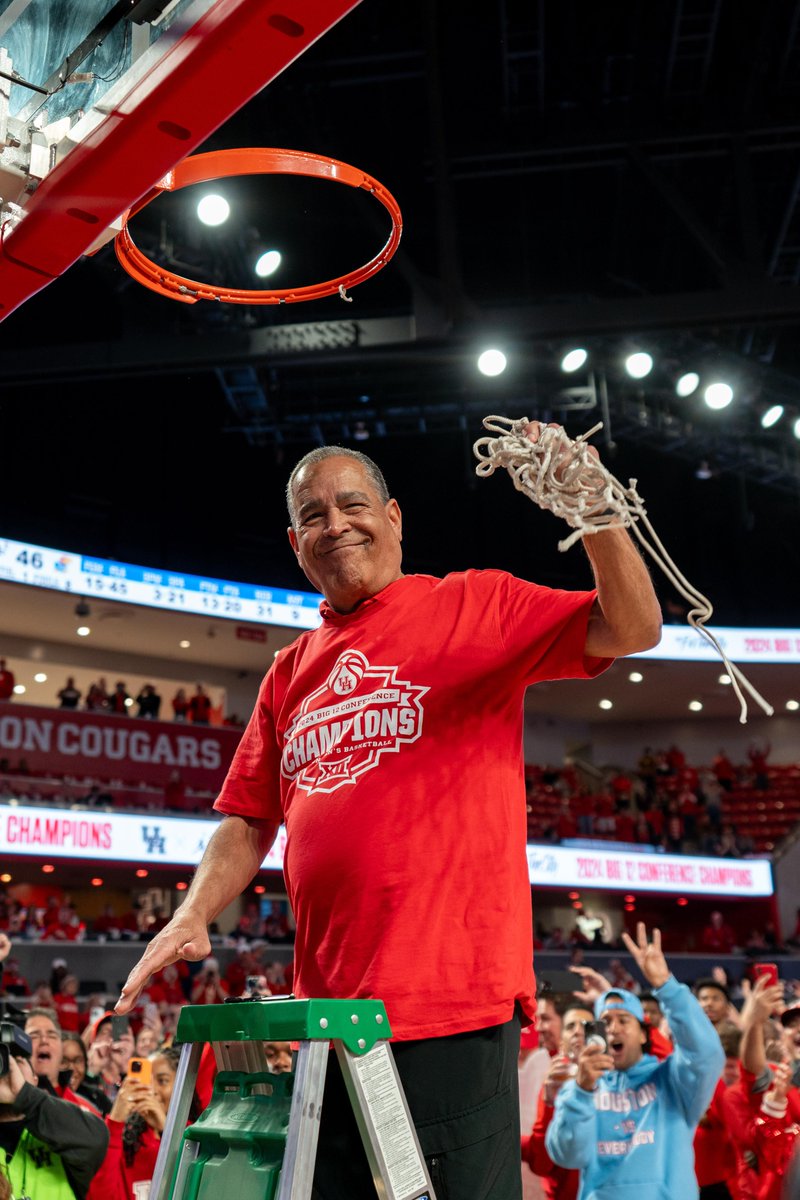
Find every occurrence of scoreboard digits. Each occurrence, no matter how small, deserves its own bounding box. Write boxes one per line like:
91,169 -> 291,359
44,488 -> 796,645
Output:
0,537 -> 321,630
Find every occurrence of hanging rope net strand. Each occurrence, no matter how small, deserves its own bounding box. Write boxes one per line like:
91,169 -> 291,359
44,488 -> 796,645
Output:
472,415 -> 774,725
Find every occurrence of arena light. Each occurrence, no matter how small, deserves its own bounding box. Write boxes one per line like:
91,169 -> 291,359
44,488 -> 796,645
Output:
255,249 -> 282,278
76,625 -> 91,636
477,348 -> 507,377
624,351 -> 653,379
761,404 -> 784,429
598,698 -> 613,710
33,672 -> 47,683
12,684 -> 25,694
175,881 -> 188,891
42,864 -> 55,873
719,673 -> 731,685
787,700 -> 800,712
197,193 -> 230,226
793,416 -> 800,440
135,869 -> 149,878
689,700 -> 703,712
0,874 -> 10,883
91,877 -> 103,887
560,348 -> 588,373
179,640 -> 191,649
676,371 -> 700,397
703,382 -> 733,409
628,671 -> 643,683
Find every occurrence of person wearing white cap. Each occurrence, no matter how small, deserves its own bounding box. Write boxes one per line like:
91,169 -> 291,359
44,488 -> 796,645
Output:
546,923 -> 723,1199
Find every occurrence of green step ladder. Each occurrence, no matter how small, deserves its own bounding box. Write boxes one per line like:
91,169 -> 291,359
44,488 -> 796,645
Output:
150,996 -> 437,1200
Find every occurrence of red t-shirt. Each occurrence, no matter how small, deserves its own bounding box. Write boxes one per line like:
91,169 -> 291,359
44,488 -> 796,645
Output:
523,1091 -> 579,1199
694,1078 -> 738,1188
215,570 -> 608,1040
54,993 -> 81,1032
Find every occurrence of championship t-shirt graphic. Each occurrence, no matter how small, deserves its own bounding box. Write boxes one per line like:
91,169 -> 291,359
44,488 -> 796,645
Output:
280,649 -> 428,794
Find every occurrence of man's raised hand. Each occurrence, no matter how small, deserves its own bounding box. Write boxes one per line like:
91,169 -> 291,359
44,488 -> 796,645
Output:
620,922 -> 670,989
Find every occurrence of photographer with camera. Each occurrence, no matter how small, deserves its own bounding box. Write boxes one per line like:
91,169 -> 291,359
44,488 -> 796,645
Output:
0,1021 -> 108,1200
545,923 -> 723,1199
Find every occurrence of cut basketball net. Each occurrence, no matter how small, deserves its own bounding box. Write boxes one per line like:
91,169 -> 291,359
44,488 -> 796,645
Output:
114,147 -> 402,305
473,415 -> 773,724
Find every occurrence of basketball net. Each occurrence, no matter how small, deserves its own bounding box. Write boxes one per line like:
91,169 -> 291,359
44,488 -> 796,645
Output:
473,415 -> 773,724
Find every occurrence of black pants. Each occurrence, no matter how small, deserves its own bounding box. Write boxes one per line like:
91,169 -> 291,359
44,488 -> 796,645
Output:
311,1014 -> 523,1200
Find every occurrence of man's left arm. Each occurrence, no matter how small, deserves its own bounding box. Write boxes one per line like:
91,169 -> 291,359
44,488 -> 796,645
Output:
622,923 -> 723,1127
654,975 -> 725,1125
583,528 -> 663,658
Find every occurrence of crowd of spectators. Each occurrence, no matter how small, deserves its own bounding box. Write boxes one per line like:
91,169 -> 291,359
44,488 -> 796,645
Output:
519,942 -> 800,1198
0,889 -> 295,949
526,741 -> 800,857
0,932 -> 293,1200
0,656 -> 246,728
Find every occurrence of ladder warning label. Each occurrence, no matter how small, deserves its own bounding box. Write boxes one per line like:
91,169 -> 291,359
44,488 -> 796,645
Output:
352,1043 -> 428,1197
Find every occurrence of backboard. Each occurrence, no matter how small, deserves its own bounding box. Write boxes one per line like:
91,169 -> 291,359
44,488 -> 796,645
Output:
0,0 -> 362,322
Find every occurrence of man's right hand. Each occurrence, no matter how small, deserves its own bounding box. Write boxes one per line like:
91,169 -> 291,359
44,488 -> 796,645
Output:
576,1042 -> 614,1093
115,907 -> 211,1013
740,975 -> 785,1027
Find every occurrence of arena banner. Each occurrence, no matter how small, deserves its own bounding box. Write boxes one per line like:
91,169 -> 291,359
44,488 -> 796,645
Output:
0,802 -> 287,870
527,843 -> 774,897
0,701 -> 243,789
0,799 -> 774,895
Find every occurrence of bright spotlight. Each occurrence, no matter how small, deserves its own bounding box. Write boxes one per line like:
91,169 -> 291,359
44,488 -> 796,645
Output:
255,249 -> 282,278
76,625 -> 91,637
793,416 -> 800,440
625,352 -> 653,379
704,382 -> 733,409
676,372 -> 700,397
561,348 -> 588,373
197,193 -> 230,226
689,700 -> 704,712
761,405 -> 784,429
477,349 -> 507,377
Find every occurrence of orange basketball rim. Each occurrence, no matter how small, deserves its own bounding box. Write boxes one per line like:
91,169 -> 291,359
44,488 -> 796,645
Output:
114,146 -> 403,304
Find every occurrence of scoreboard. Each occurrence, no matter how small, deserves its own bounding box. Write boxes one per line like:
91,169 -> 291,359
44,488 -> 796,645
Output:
0,536 -> 323,631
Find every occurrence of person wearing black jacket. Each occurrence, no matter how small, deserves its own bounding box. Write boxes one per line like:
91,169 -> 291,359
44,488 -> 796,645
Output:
0,1040 -> 109,1200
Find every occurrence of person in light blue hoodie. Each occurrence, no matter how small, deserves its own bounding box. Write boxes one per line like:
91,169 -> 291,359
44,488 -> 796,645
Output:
545,922 -> 724,1200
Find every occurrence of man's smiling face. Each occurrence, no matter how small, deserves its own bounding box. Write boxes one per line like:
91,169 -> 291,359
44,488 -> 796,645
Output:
288,455 -> 403,613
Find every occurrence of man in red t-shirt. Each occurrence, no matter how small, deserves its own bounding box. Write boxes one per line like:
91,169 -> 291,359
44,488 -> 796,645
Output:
187,684 -> 212,725
117,434 -> 662,1200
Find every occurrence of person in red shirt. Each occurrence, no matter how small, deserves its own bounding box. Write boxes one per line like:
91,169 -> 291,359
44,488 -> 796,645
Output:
523,1002 -> 593,1199
187,684 -> 212,724
702,911 -> 738,956
171,687 -> 190,720
117,435 -> 662,1200
724,974 -> 800,1200
694,1026 -> 741,1198
89,1045 -> 199,1200
712,750 -> 738,792
54,974 -> 82,1032
0,658 -> 15,701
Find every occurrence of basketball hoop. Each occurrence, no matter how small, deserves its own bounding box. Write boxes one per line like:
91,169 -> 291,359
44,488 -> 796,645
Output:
114,147 -> 403,305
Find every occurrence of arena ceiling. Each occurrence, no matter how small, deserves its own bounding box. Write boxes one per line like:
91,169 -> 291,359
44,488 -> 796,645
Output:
0,0 -> 799,632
